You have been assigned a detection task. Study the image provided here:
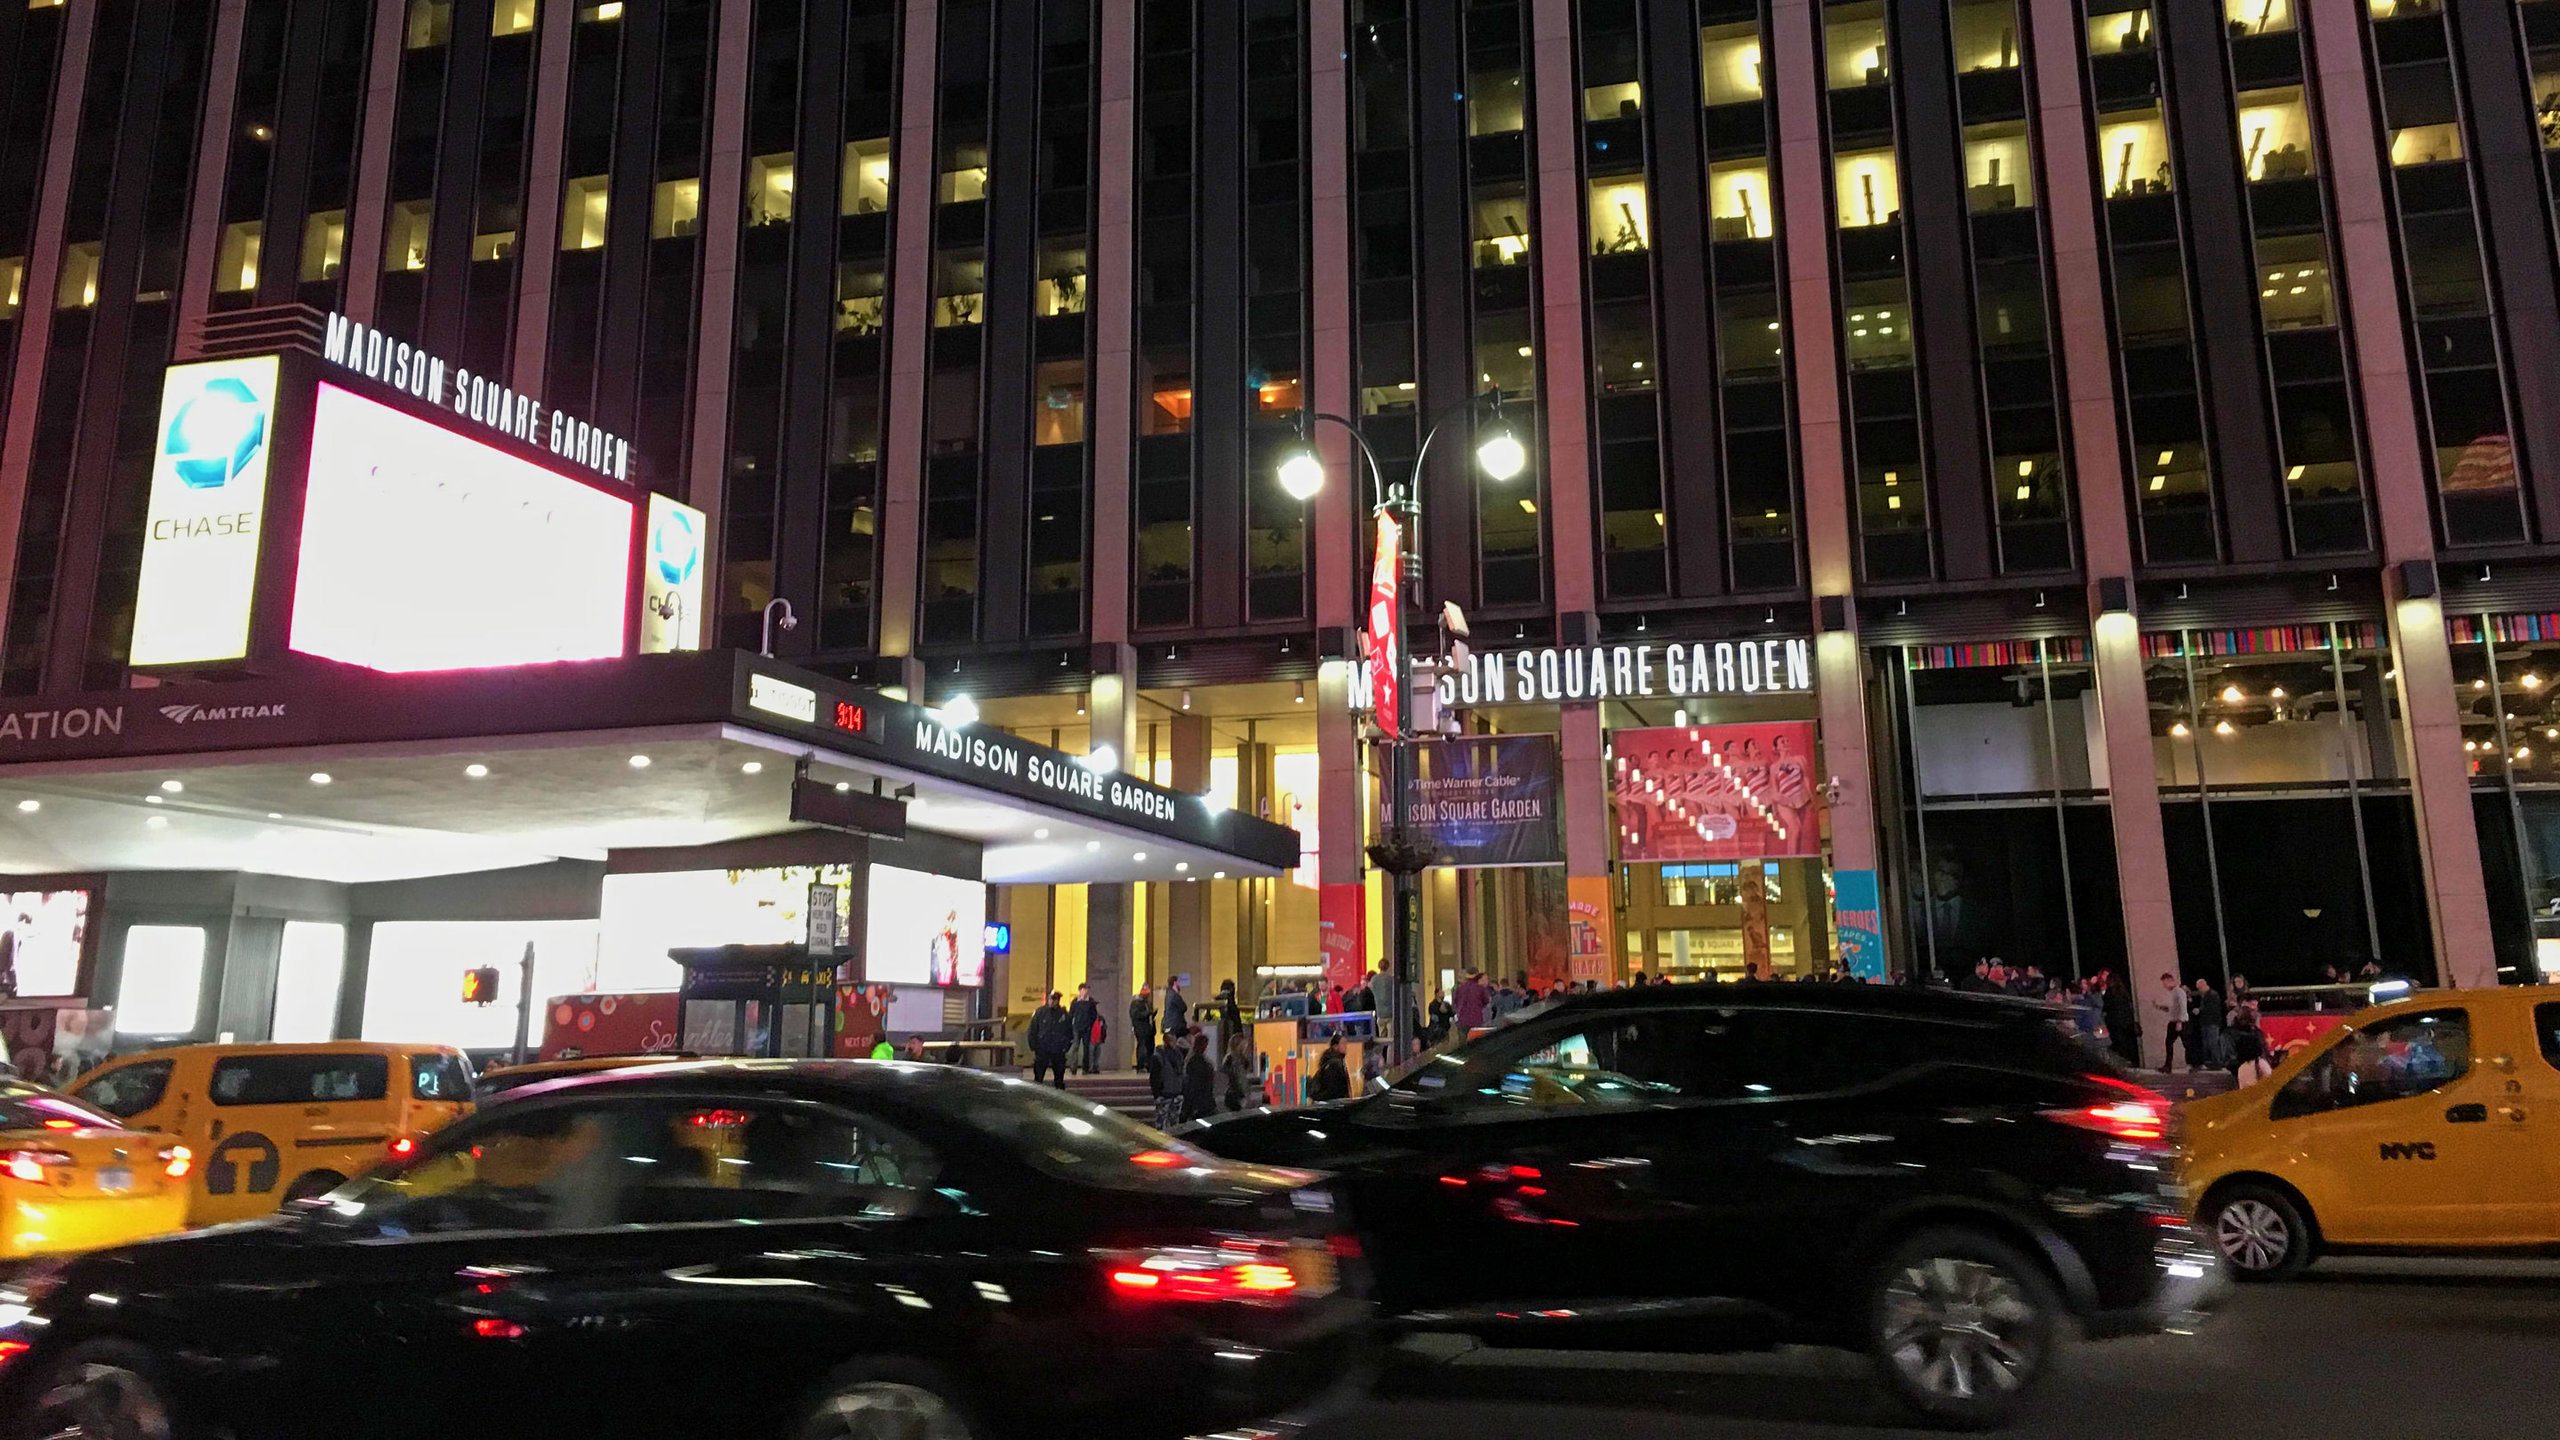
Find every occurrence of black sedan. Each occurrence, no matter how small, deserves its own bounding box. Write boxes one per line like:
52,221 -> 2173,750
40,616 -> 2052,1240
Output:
0,1062 -> 1369,1440
1185,984 -> 2225,1429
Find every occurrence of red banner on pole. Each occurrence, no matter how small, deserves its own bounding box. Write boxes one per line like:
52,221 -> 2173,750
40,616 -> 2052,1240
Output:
1366,510 -> 1403,737
1318,883 -> 1367,996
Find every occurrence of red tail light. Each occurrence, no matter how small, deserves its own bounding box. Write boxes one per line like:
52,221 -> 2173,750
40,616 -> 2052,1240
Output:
0,1340 -> 29,1368
2043,1076 -> 2172,1144
1103,1237 -> 1335,1303
0,1150 -> 71,1184
1127,1149 -> 1186,1168
161,1145 -> 192,1180
386,1136 -> 419,1163
39,1119 -> 77,1132
472,1318 -> 525,1340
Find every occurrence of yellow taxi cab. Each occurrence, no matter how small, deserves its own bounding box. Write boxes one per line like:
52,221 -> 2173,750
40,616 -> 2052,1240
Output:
65,1042 -> 475,1224
0,1080 -> 191,1258
474,1051 -> 699,1097
2184,985 -> 2560,1278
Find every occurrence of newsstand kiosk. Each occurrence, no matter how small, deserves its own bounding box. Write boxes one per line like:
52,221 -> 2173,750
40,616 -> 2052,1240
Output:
670,944 -> 841,1059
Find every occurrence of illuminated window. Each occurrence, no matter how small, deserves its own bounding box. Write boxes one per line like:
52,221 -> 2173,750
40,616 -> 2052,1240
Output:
1034,360 -> 1087,446
651,178 -> 700,237
1588,178 -> 1650,254
300,210 -> 346,282
1964,121 -> 2033,211
1700,21 -> 1764,104
939,143 -> 989,204
577,2 -> 623,20
215,221 -> 263,293
1949,0 -> 2022,71
2226,0 -> 2292,36
2096,108 -> 2173,197
491,0 -> 536,36
1841,276 -> 1914,370
2365,0 -> 2440,15
1583,81 -> 1643,123
2538,60 -> 2560,149
746,153 -> 795,225
1256,375 -> 1303,418
0,256 -> 21,318
1834,147 -> 1900,228
2237,87 -> 2317,181
27,0 -> 66,9
1472,184 -> 1532,267
116,927 -> 206,1036
2256,232 -> 2334,330
1147,375 -> 1193,435
1825,3 -> 1889,90
404,0 -> 451,48
384,199 -> 432,270
1036,241 -> 1087,317
2390,122 -> 2463,167
935,249 -> 985,327
2087,6 -> 2153,55
472,231 -> 517,262
561,175 -> 609,249
55,241 -> 99,309
841,137 -> 891,215
834,262 -> 885,334
1707,160 -> 1772,240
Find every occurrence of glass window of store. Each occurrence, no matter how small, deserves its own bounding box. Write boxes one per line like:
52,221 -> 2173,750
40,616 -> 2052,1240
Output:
1883,640 -> 2121,985
2447,615 -> 2560,983
1703,0 -> 1795,593
2144,625 -> 2425,990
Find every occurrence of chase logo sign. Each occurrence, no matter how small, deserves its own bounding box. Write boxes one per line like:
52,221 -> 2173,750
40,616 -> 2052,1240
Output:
129,356 -> 282,668
650,500 -> 701,587
638,493 -> 707,654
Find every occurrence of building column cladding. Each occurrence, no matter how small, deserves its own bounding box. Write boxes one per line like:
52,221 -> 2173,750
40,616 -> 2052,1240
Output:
2027,0 -> 2184,1053
339,0 -> 409,325
1083,658 -> 1141,1066
2305,0 -> 2495,987
509,0 -> 581,388
173,0 -> 250,359
875,0 -> 943,660
1087,0 -> 1139,643
1771,0 -> 1880,881
1529,0 -> 1597,617
683,0 -> 754,532
1166,711 -> 1212,987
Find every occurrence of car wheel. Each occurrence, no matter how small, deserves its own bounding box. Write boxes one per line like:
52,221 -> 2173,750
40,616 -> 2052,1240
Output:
1863,1226 -> 2060,1431
280,1170 -> 344,1204
790,1363 -> 975,1440
20,1341 -> 176,1440
2205,1183 -> 2313,1281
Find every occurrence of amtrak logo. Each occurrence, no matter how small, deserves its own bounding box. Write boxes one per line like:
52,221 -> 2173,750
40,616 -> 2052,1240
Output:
162,378 -> 269,490
650,504 -> 702,587
158,702 -> 286,725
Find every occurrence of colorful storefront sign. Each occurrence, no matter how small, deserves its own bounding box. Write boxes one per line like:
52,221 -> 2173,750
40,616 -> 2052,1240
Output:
1567,876 -> 1615,985
1612,721 -> 1821,862
1318,883 -> 1367,995
1402,735 -> 1563,867
1833,868 -> 1886,980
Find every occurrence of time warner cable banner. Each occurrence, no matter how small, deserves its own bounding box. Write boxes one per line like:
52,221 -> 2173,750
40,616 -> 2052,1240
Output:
1400,735 -> 1564,868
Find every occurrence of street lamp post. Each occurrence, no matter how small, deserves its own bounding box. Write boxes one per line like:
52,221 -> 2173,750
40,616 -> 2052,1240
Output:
1279,395 -> 1527,1061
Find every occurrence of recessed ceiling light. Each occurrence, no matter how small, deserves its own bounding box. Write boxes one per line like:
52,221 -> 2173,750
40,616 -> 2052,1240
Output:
1086,841 -> 1101,852
835,781 -> 851,793
1034,827 -> 1050,839
146,815 -> 168,829
464,764 -> 489,779
160,780 -> 183,793
1213,871 -> 1226,880
267,812 -> 283,819
1175,861 -> 1189,872
309,773 -> 332,786
145,795 -> 164,806
13,800 -> 35,813
741,761 -> 763,775
1132,852 -> 1147,862
628,755 -> 651,769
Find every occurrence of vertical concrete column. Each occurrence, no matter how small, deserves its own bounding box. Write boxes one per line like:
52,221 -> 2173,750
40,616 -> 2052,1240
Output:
0,0 -> 96,625
1771,0 -> 1881,885
2305,0 -> 2495,987
173,0 -> 250,360
875,0 -> 944,660
1528,0 -> 1598,618
2025,0 -> 2183,1054
1165,711 -> 1213,989
1309,0 -> 1358,627
509,0 -> 580,386
1561,704 -> 1609,878
1084,656 -> 1141,1066
340,0 -> 410,324
683,0 -> 755,528
1088,0 -> 1140,641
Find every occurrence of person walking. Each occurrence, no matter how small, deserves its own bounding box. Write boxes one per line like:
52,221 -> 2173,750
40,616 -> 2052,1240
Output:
2188,977 -> 2226,1071
1066,983 -> 1102,1075
1129,985 -> 1158,1075
1180,1027 -> 1218,1123
1161,976 -> 1190,1042
1452,970 -> 1490,1032
2160,971 -> 2191,1072
2228,1001 -> 2270,1083
2099,971 -> 2141,1067
1307,1036 -> 1352,1102
1027,991 -> 1072,1088
1220,1031 -> 1256,1113
1214,978 -> 1243,1041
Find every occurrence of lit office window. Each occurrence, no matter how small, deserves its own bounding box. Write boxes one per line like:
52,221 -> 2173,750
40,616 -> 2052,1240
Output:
2389,121 -> 2463,167
2236,87 -> 2318,181
841,138 -> 891,215
1700,21 -> 1764,103
0,256 -> 21,317
747,153 -> 795,225
934,249 -> 985,327
1949,0 -> 2022,70
2227,0 -> 2292,35
492,0 -> 537,36
835,262 -> 885,333
2087,6 -> 2154,55
300,210 -> 346,282
1472,184 -> 1533,267
1708,160 -> 1772,240
384,200 -> 432,270
1834,148 -> 1901,227
1963,121 -> 2033,211
938,142 -> 989,203
2096,110 -> 2173,197
651,178 -> 701,237
1587,178 -> 1650,254
1825,3 -> 1889,89
215,221 -> 263,292
55,241 -> 99,309
561,176 -> 608,250
1036,241 -> 1087,316
405,0 -> 451,49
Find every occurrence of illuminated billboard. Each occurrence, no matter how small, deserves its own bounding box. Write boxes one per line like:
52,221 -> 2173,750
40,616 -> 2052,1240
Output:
289,383 -> 634,673
638,492 -> 706,654
128,356 -> 282,666
864,866 -> 987,988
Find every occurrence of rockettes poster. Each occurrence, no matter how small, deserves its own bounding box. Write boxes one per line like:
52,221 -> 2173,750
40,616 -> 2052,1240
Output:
1611,722 -> 1821,862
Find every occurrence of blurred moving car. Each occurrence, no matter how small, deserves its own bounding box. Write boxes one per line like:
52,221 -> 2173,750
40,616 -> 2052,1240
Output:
473,1052 -> 699,1097
0,1061 -> 1369,1440
0,1081 -> 190,1260
67,1043 -> 475,1221
1184,985 -> 2223,1430
2184,985 -> 2560,1280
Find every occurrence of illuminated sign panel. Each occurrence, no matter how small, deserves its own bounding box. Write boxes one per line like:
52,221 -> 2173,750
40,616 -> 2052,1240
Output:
128,356 -> 282,666
289,383 -> 634,673
638,493 -> 706,654
865,865 -> 988,988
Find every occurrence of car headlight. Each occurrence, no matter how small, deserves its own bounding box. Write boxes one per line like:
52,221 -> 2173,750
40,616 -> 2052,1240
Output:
0,1262 -> 66,1331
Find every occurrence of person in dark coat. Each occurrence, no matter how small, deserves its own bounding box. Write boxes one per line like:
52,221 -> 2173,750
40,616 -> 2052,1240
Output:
1306,1037 -> 1352,1102
1214,979 -> 1243,1039
2099,971 -> 2141,1067
1129,986 -> 1158,1075
1343,971 -> 1377,1014
1027,991 -> 1072,1088
1066,983 -> 1102,1075
1161,978 -> 1190,1041
1152,1029 -> 1189,1131
1179,1027 -> 1218,1123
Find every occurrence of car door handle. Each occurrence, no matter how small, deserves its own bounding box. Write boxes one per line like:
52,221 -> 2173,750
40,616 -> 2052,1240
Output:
2444,1103 -> 2487,1124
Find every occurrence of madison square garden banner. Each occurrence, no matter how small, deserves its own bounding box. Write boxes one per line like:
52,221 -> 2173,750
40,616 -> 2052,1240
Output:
1612,722 -> 1821,862
1401,735 -> 1565,868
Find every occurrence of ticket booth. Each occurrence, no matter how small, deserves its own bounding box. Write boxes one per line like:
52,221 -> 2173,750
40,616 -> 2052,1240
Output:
669,944 -> 838,1058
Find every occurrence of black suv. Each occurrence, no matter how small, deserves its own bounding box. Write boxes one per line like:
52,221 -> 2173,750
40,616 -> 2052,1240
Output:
1185,984 -> 2224,1429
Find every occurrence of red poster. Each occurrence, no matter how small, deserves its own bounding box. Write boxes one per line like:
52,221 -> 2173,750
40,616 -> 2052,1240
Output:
1318,883 -> 1367,995
1366,510 -> 1402,737
1612,722 -> 1821,862
538,991 -> 683,1060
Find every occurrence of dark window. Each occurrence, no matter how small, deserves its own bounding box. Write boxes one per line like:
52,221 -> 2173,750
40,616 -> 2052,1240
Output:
2535,1004 -> 2560,1073
411,1052 -> 475,1102
0,1091 -> 120,1131
209,1053 -> 391,1106
2270,1008 -> 2469,1120
74,1061 -> 173,1120
914,1078 -> 1208,1190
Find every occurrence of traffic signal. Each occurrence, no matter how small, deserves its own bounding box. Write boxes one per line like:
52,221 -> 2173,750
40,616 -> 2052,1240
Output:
461,966 -> 501,1005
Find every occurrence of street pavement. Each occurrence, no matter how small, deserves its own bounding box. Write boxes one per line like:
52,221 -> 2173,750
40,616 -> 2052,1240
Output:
1309,1257 -> 2560,1439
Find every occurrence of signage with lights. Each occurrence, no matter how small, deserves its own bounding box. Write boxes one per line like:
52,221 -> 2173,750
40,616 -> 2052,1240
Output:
638,493 -> 706,654
321,312 -> 632,482
747,674 -> 818,723
1434,638 -> 1815,707
289,383 -> 634,673
128,356 -> 282,667
832,702 -> 867,733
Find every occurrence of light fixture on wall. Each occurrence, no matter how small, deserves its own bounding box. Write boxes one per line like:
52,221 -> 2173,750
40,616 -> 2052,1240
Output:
1294,682 -> 1306,704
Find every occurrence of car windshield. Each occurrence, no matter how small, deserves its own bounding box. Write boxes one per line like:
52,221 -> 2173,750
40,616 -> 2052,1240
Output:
910,1074 -> 1212,1180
